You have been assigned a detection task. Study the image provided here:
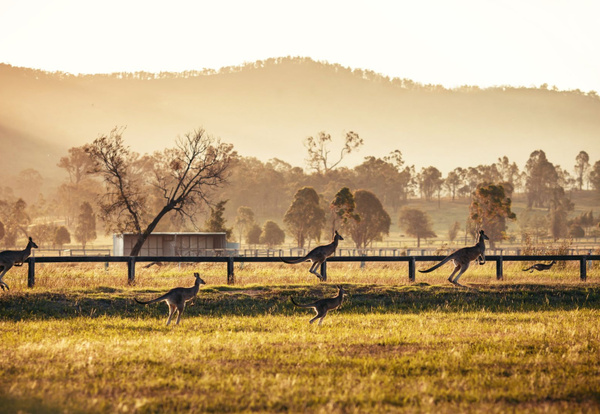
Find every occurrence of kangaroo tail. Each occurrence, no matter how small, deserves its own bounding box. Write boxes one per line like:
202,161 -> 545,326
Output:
290,297 -> 311,308
522,266 -> 533,272
418,255 -> 453,273
280,256 -> 308,264
134,294 -> 167,305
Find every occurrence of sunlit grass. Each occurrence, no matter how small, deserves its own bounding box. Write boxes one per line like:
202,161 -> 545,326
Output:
1,265 -> 599,413
1,309 -> 599,413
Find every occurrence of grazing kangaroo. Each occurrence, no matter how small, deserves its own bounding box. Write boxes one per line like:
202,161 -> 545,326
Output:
291,285 -> 346,325
0,237 -> 38,291
135,273 -> 206,326
419,230 -> 489,286
523,260 -> 556,273
280,231 -> 343,282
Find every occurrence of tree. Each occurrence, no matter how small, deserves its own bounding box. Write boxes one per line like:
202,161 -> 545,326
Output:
574,151 -> 590,190
205,200 -> 233,240
304,131 -> 363,174
54,226 -> 71,249
347,190 -> 391,249
448,221 -> 461,243
525,150 -> 559,208
85,127 -> 234,256
329,187 -> 360,234
548,187 -> 573,240
283,187 -> 326,248
234,206 -> 256,245
58,146 -> 95,186
589,161 -> 600,193
75,201 -> 97,249
469,184 -> 516,248
445,168 -> 465,201
259,221 -> 285,248
246,223 -> 262,245
398,208 -> 436,248
496,156 -> 520,186
354,153 -> 413,211
418,166 -> 443,202
0,198 -> 30,247
57,146 -> 101,227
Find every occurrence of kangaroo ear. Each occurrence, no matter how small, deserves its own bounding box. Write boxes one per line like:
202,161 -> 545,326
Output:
29,237 -> 33,241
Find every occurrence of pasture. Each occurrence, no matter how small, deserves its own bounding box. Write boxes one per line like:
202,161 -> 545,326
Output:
1,263 -> 599,413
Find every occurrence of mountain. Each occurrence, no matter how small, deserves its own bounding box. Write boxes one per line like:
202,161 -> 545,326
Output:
1,57 -> 599,189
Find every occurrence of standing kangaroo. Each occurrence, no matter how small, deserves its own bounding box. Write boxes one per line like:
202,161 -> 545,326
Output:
280,231 -> 343,282
291,285 -> 346,325
419,230 -> 489,286
0,237 -> 38,291
523,260 -> 556,273
135,273 -> 206,326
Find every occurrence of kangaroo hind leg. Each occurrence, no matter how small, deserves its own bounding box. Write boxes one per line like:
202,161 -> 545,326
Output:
175,304 -> 185,325
309,261 -> 324,281
447,264 -> 460,284
452,262 -> 470,286
0,265 -> 12,291
166,303 -> 177,326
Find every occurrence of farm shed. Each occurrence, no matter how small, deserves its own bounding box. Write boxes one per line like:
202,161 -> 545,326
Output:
113,232 -> 228,256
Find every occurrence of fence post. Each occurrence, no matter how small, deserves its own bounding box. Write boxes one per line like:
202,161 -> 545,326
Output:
320,261 -> 327,282
408,257 -> 415,282
128,257 -> 136,285
227,257 -> 235,285
580,257 -> 587,282
27,257 -> 35,288
496,257 -> 503,280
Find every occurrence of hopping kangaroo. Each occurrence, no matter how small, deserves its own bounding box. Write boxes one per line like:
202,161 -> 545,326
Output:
523,260 -> 556,273
135,273 -> 206,326
419,230 -> 489,286
280,231 -> 343,281
291,285 -> 346,325
0,237 -> 38,291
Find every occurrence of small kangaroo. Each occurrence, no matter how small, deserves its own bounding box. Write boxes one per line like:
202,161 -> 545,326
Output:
419,230 -> 489,286
0,237 -> 38,291
280,231 -> 343,282
291,285 -> 346,325
135,272 -> 206,326
523,260 -> 556,273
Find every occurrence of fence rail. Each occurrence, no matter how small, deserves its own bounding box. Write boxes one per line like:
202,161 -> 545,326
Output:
22,254 -> 600,287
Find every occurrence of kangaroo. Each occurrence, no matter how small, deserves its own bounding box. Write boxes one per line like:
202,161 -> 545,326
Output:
419,230 -> 489,286
0,237 -> 38,291
291,285 -> 346,325
135,272 -> 206,326
280,231 -> 343,282
523,260 -> 556,273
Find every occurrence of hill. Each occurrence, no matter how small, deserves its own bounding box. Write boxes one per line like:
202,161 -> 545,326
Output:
1,57 -> 599,189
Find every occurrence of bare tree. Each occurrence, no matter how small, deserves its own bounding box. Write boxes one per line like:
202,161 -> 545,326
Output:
304,131 -> 363,174
86,127 -> 235,256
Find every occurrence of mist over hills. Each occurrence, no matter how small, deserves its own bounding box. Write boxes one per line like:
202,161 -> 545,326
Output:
1,57 -> 599,188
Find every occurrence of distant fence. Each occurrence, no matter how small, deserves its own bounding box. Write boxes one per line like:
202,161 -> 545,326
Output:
23,254 -> 600,287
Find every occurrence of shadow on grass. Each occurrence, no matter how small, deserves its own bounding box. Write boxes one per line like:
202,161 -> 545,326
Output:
0,283 -> 599,321
0,394 -> 81,414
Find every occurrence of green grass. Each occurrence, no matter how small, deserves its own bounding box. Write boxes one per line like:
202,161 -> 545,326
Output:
1,267 -> 600,413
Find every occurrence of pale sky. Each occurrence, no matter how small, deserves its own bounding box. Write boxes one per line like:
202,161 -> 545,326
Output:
1,0 -> 599,92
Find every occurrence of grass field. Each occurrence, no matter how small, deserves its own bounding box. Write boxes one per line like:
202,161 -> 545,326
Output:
1,264 -> 599,413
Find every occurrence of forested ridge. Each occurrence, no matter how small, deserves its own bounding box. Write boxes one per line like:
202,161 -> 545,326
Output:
1,57 -> 599,250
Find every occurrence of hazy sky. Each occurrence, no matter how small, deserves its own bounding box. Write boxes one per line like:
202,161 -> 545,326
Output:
1,0 -> 599,92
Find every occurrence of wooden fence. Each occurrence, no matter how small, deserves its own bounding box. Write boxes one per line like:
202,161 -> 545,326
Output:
22,254 -> 600,287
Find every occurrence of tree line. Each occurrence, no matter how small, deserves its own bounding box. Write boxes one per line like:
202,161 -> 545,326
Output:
1,127 -> 600,254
